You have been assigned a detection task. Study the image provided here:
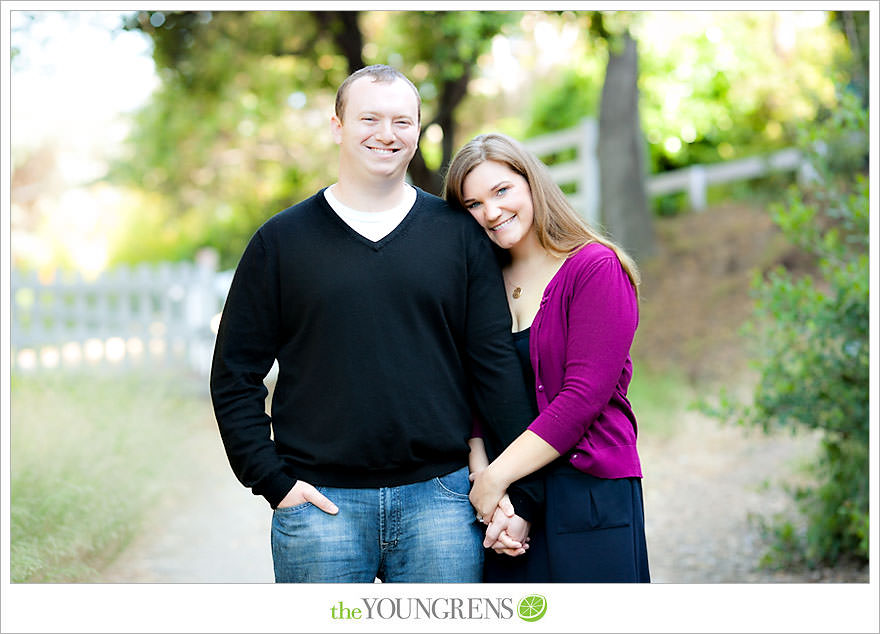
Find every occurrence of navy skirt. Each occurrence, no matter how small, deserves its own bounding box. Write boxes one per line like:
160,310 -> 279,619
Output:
484,463 -> 650,583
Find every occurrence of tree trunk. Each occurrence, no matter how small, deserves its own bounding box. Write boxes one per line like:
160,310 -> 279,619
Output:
408,69 -> 472,195
312,11 -> 364,74
408,146 -> 444,195
597,31 -> 655,259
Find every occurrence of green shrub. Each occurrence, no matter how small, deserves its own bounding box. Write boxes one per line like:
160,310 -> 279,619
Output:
703,91 -> 869,568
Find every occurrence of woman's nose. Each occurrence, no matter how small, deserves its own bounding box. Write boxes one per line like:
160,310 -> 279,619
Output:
483,202 -> 502,222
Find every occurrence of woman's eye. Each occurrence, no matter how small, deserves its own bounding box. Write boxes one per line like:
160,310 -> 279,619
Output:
496,187 -> 508,196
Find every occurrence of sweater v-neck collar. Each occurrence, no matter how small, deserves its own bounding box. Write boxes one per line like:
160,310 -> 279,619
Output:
318,186 -> 422,251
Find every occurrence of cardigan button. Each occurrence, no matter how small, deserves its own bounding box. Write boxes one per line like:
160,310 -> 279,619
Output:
537,384 -> 544,392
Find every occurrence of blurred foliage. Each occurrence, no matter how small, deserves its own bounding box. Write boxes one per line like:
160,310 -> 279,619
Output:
701,91 -> 869,568
526,12 -> 853,175
368,11 -> 518,191
108,10 -> 516,267
829,11 -> 869,107
524,11 -> 623,139
82,10 -> 862,267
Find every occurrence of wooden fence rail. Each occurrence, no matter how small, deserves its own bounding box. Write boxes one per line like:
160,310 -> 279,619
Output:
524,117 -> 806,217
523,118 -> 601,225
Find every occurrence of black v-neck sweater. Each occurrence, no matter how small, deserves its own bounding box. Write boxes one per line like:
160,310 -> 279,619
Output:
211,188 -> 540,513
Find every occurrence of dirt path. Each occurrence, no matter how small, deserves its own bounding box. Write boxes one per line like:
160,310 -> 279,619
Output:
100,415 -> 275,583
638,411 -> 867,583
98,407 -> 867,584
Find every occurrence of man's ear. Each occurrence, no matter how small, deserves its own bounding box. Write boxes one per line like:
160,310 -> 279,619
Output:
330,115 -> 343,145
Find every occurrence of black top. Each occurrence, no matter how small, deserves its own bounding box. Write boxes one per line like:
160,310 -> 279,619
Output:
512,328 -> 539,417
210,188 -> 541,515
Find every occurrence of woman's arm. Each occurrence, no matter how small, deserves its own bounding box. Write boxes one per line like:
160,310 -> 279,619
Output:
471,252 -> 639,518
469,430 -> 560,519
526,253 -> 639,456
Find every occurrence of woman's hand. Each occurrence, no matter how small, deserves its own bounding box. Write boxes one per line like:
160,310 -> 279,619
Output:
469,465 -> 510,520
468,430 -> 560,520
483,503 -> 531,557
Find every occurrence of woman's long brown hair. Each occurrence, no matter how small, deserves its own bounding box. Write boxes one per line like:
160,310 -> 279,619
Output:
443,132 -> 640,297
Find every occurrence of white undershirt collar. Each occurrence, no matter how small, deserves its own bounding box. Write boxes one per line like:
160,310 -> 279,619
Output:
324,185 -> 416,242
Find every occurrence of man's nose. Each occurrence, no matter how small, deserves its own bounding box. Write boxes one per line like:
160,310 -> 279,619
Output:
375,120 -> 394,141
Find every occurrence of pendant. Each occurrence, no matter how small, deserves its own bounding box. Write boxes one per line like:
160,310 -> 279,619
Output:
512,287 -> 522,299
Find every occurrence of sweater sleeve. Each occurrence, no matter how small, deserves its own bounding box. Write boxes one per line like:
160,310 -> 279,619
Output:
528,254 -> 638,454
209,229 -> 297,508
462,229 -> 544,521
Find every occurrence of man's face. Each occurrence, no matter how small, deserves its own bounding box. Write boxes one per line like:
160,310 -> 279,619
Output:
331,77 -> 421,183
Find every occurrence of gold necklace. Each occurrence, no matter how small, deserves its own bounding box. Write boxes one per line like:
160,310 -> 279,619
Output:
511,286 -> 522,299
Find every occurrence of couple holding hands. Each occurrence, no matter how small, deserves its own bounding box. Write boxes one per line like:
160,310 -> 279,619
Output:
211,64 -> 649,583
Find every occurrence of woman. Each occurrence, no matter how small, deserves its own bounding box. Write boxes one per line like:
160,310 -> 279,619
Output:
444,133 -> 650,582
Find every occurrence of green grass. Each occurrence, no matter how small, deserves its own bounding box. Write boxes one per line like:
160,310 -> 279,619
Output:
9,368 -> 209,582
627,361 -> 695,438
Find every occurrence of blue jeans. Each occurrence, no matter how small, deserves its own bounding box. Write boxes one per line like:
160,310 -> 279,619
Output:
271,466 -> 483,583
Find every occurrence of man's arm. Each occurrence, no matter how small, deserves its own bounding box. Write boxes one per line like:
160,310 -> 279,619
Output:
461,229 -> 544,521
209,229 -> 297,508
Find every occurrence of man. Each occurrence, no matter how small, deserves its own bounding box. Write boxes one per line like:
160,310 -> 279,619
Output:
210,65 -> 537,583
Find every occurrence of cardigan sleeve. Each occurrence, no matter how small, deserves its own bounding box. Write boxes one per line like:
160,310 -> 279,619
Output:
527,253 -> 638,454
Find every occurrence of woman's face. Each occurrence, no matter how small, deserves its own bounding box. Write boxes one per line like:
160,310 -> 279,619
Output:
460,160 -> 535,251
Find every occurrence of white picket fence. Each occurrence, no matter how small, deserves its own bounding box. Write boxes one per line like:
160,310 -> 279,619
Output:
10,249 -> 232,376
524,117 -> 808,219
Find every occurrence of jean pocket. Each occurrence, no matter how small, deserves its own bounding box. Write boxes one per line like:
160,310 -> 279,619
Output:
274,500 -> 314,514
555,475 -> 632,534
433,467 -> 471,499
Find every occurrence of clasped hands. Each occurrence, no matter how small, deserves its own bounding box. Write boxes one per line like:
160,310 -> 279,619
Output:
470,467 -> 531,557
278,475 -> 531,557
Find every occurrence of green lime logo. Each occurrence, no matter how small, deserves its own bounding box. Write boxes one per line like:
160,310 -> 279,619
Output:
517,594 -> 547,622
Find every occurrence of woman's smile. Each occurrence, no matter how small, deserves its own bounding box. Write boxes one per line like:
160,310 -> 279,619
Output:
490,216 -> 517,231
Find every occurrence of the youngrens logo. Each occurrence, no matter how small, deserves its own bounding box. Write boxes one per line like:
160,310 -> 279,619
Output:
330,597 -> 513,620
329,594 -> 547,622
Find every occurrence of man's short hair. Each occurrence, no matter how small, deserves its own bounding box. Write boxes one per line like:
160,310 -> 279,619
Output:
335,64 -> 421,125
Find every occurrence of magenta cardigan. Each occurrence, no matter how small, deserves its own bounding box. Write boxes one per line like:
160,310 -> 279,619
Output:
527,242 -> 643,479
